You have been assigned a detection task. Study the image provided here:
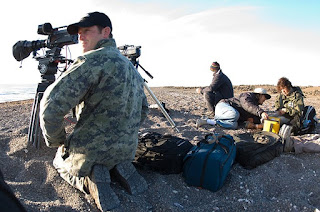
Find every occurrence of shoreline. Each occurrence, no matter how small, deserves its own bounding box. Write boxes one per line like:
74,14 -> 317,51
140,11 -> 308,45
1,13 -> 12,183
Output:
0,85 -> 319,104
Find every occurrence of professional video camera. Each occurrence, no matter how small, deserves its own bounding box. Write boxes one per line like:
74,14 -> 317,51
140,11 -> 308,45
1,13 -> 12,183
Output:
118,45 -> 141,65
13,23 -> 78,62
12,23 -> 78,148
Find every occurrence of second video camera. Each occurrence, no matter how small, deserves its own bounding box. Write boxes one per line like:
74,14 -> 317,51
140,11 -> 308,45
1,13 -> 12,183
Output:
118,45 -> 141,60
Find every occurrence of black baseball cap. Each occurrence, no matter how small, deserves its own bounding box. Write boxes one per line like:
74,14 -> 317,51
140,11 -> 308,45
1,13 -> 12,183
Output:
67,12 -> 112,35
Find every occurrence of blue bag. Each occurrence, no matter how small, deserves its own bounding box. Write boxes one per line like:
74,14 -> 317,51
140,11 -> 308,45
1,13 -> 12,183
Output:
182,134 -> 236,192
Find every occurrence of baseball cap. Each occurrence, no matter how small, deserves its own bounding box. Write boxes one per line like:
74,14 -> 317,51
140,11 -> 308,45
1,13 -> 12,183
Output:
67,12 -> 112,35
253,88 -> 271,99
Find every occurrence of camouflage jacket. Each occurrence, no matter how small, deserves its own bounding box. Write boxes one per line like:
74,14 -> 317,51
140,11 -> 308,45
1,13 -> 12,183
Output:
40,38 -> 149,177
274,86 -> 304,118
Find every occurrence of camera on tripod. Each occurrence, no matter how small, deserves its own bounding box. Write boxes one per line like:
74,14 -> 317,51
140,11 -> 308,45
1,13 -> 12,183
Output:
118,45 -> 141,62
12,23 -> 78,63
12,22 -> 78,148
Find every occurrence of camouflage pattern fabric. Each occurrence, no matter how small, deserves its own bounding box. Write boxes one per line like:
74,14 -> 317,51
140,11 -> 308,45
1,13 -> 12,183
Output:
275,86 -> 304,117
274,86 -> 304,129
40,38 -> 149,177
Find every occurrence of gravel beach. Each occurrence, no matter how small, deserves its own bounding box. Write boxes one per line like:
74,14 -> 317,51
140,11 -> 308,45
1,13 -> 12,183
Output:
1,86 -> 320,212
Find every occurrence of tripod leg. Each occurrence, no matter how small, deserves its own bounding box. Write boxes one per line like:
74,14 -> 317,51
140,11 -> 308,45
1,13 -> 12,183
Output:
33,101 -> 41,148
28,94 -> 41,146
27,97 -> 38,145
144,82 -> 179,132
28,92 -> 43,148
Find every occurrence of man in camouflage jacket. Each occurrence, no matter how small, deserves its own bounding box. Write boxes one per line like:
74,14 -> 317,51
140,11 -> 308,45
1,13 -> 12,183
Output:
274,77 -> 304,135
39,12 -> 149,210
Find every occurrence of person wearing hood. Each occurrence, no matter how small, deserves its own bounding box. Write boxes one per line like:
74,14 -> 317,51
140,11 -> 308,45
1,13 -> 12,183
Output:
274,77 -> 304,135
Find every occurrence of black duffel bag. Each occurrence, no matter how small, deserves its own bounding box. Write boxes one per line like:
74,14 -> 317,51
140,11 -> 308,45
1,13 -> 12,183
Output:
134,132 -> 194,174
233,131 -> 283,170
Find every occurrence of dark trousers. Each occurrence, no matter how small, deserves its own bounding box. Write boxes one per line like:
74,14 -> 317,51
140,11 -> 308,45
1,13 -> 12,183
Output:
203,91 -> 223,112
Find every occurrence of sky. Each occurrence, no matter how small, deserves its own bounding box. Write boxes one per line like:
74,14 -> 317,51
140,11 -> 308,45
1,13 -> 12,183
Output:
1,0 -> 320,87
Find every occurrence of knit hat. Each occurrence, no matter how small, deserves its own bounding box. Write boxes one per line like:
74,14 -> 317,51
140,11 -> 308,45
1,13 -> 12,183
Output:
210,61 -> 220,68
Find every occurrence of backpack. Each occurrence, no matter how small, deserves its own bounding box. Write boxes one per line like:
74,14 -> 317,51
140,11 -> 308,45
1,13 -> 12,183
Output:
233,131 -> 283,170
182,134 -> 236,192
134,132 -> 194,174
298,106 -> 318,135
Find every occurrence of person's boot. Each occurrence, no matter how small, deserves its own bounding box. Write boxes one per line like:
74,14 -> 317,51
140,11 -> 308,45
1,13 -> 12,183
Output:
110,162 -> 148,195
279,124 -> 294,152
87,165 -> 120,211
196,119 -> 207,128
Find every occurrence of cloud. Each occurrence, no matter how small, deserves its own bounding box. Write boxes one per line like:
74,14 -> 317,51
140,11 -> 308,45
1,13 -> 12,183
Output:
112,5 -> 320,86
2,1 -> 319,86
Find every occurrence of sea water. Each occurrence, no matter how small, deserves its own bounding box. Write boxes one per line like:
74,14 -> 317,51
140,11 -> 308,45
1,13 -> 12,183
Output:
0,84 -> 37,103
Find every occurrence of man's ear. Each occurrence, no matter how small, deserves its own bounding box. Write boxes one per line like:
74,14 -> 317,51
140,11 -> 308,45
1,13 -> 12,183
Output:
103,27 -> 111,38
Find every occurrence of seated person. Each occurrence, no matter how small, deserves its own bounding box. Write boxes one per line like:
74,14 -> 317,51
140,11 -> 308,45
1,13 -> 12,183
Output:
274,77 -> 304,135
196,61 -> 233,116
196,88 -> 270,129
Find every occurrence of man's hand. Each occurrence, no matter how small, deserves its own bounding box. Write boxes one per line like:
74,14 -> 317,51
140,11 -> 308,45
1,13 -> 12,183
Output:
261,112 -> 269,120
196,88 -> 202,94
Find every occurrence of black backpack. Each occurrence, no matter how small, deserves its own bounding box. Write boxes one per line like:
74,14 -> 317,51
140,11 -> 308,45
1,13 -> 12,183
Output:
233,131 -> 283,170
298,105 -> 318,135
134,132 -> 194,174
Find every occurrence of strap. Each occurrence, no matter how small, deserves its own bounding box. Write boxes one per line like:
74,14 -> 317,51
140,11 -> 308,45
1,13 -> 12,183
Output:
200,143 -> 218,187
217,135 -> 234,154
304,106 -> 313,120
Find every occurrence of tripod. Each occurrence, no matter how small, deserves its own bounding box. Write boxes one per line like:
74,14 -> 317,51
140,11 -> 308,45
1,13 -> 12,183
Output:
28,47 -> 70,148
130,58 -> 179,133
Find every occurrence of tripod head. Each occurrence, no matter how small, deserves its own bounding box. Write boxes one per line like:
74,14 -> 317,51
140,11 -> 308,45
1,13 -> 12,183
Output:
35,46 -> 74,84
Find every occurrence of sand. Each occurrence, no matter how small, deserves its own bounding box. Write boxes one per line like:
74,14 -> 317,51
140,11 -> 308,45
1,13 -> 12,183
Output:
0,86 -> 320,212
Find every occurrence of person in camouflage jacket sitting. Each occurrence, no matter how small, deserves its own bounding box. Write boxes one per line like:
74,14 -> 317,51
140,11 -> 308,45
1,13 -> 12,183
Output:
274,77 -> 304,135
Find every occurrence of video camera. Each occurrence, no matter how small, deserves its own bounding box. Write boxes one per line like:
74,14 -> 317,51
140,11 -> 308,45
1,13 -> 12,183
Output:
12,23 -> 78,62
118,45 -> 141,64
12,22 -> 78,148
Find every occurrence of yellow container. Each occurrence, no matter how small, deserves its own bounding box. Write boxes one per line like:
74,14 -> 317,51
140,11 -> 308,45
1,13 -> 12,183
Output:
263,117 -> 280,134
